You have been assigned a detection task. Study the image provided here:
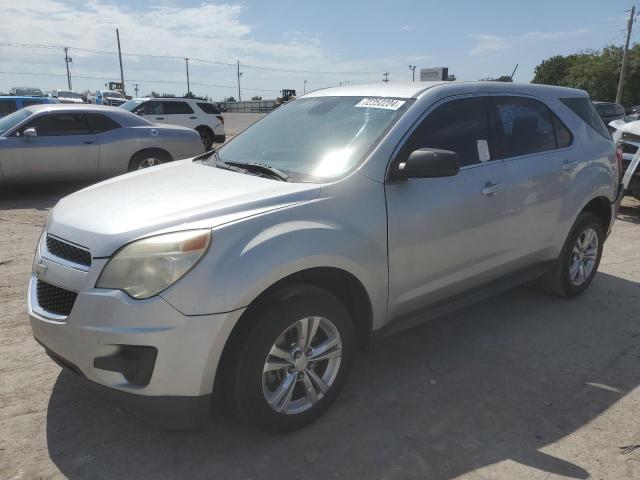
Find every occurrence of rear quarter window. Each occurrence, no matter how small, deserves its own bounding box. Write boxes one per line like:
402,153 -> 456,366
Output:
561,98 -> 611,139
196,102 -> 220,114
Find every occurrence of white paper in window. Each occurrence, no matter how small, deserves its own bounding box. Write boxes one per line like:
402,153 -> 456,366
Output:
477,139 -> 491,162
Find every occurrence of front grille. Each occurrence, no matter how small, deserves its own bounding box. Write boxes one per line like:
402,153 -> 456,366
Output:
36,280 -> 77,317
46,235 -> 91,267
620,141 -> 639,155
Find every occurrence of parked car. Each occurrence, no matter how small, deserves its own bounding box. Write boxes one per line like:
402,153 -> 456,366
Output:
625,105 -> 640,121
593,101 -> 628,130
0,96 -> 52,118
121,97 -> 225,149
89,90 -> 127,106
0,104 -> 203,184
29,82 -> 621,433
10,86 -> 44,97
608,120 -> 640,200
50,89 -> 84,104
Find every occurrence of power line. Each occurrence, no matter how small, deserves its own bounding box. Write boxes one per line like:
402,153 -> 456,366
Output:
0,41 -> 380,76
0,70 -> 279,92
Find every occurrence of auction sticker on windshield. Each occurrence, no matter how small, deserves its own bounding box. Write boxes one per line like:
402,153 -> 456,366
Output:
355,98 -> 406,110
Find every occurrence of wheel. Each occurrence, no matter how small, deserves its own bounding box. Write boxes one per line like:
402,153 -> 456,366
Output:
128,150 -> 170,172
547,212 -> 604,297
197,127 -> 214,150
228,286 -> 355,433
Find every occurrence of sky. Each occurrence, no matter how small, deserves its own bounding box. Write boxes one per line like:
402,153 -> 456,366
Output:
0,0 -> 637,100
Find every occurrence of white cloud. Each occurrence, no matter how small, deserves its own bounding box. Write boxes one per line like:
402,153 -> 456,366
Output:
400,25 -> 415,32
0,0 -> 436,98
469,29 -> 589,55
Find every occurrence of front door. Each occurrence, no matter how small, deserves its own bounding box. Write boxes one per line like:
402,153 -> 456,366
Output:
385,95 -> 511,320
0,112 -> 99,183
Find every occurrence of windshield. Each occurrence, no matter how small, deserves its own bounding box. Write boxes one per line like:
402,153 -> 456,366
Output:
120,99 -> 143,111
58,91 -> 81,99
104,91 -> 124,99
212,96 -> 411,181
0,109 -> 32,135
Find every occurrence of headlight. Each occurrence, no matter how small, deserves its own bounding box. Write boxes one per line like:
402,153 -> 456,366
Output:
96,230 -> 211,299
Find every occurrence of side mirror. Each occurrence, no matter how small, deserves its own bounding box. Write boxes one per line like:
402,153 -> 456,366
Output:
395,148 -> 460,180
23,128 -> 37,140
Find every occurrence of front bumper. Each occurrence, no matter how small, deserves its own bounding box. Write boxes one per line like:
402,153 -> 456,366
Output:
29,270 -> 244,428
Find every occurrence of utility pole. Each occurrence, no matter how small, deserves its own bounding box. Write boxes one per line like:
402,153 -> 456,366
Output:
185,58 -> 191,95
134,83 -> 139,97
64,47 -> 72,90
409,65 -> 416,82
383,72 -> 389,83
616,6 -> 635,104
237,60 -> 242,102
116,29 -> 125,95
303,80 -> 307,94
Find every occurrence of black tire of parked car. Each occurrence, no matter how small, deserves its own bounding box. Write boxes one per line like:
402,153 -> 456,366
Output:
196,127 -> 214,150
226,285 -> 355,433
547,212 -> 605,297
127,149 -> 171,172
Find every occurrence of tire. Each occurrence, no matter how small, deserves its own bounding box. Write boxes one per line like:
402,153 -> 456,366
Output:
228,285 -> 355,433
546,212 -> 604,297
128,150 -> 170,172
196,127 -> 214,150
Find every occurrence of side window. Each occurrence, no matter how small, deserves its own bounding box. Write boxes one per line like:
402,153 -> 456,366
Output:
87,113 -> 121,133
0,100 -> 17,116
197,102 -> 220,114
561,98 -> 610,139
493,96 -> 556,157
163,101 -> 194,114
141,101 -> 163,115
399,97 -> 493,167
25,113 -> 91,136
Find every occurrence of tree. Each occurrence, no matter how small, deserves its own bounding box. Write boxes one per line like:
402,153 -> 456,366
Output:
532,45 -> 640,104
447,74 -> 457,81
251,95 -> 263,100
481,75 -> 513,82
225,96 -> 237,102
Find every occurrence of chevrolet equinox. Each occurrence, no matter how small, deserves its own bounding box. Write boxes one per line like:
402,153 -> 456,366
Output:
29,81 -> 623,432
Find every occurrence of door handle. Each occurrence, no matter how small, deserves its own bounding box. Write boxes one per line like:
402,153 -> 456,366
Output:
562,160 -> 578,171
189,116 -> 197,119
481,182 -> 506,196
155,117 -> 165,120
83,140 -> 94,144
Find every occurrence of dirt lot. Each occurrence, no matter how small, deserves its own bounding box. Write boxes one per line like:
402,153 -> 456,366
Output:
1,150 -> 639,478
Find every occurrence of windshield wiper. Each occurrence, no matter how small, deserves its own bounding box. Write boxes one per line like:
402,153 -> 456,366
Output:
222,161 -> 289,182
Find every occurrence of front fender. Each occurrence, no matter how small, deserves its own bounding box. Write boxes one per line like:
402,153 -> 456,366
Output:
160,175 -> 389,329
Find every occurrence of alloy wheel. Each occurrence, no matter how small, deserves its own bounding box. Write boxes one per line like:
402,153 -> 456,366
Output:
262,316 -> 342,415
569,227 -> 599,286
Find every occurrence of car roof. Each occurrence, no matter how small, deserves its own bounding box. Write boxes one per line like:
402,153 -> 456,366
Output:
0,96 -> 48,100
304,81 -> 588,99
132,97 -> 207,102
22,104 -> 149,126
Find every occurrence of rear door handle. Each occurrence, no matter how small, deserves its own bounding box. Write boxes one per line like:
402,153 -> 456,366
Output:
563,160 -> 578,171
481,182 -> 506,196
83,140 -> 94,144
189,116 -> 197,119
155,117 -> 165,120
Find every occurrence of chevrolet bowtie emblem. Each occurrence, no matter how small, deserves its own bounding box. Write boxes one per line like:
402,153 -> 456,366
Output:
34,263 -> 47,277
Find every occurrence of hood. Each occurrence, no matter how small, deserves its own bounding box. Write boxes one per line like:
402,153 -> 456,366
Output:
48,160 -> 321,256
610,119 -> 639,143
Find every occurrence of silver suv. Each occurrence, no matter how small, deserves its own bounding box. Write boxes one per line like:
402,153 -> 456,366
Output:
29,82 -> 623,432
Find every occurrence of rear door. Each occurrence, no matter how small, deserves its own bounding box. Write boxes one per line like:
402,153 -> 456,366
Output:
0,112 -> 99,183
490,95 -> 573,264
160,100 -> 197,128
386,95 -> 511,319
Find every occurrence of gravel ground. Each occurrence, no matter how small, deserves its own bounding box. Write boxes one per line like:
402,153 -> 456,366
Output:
1,127 -> 639,478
